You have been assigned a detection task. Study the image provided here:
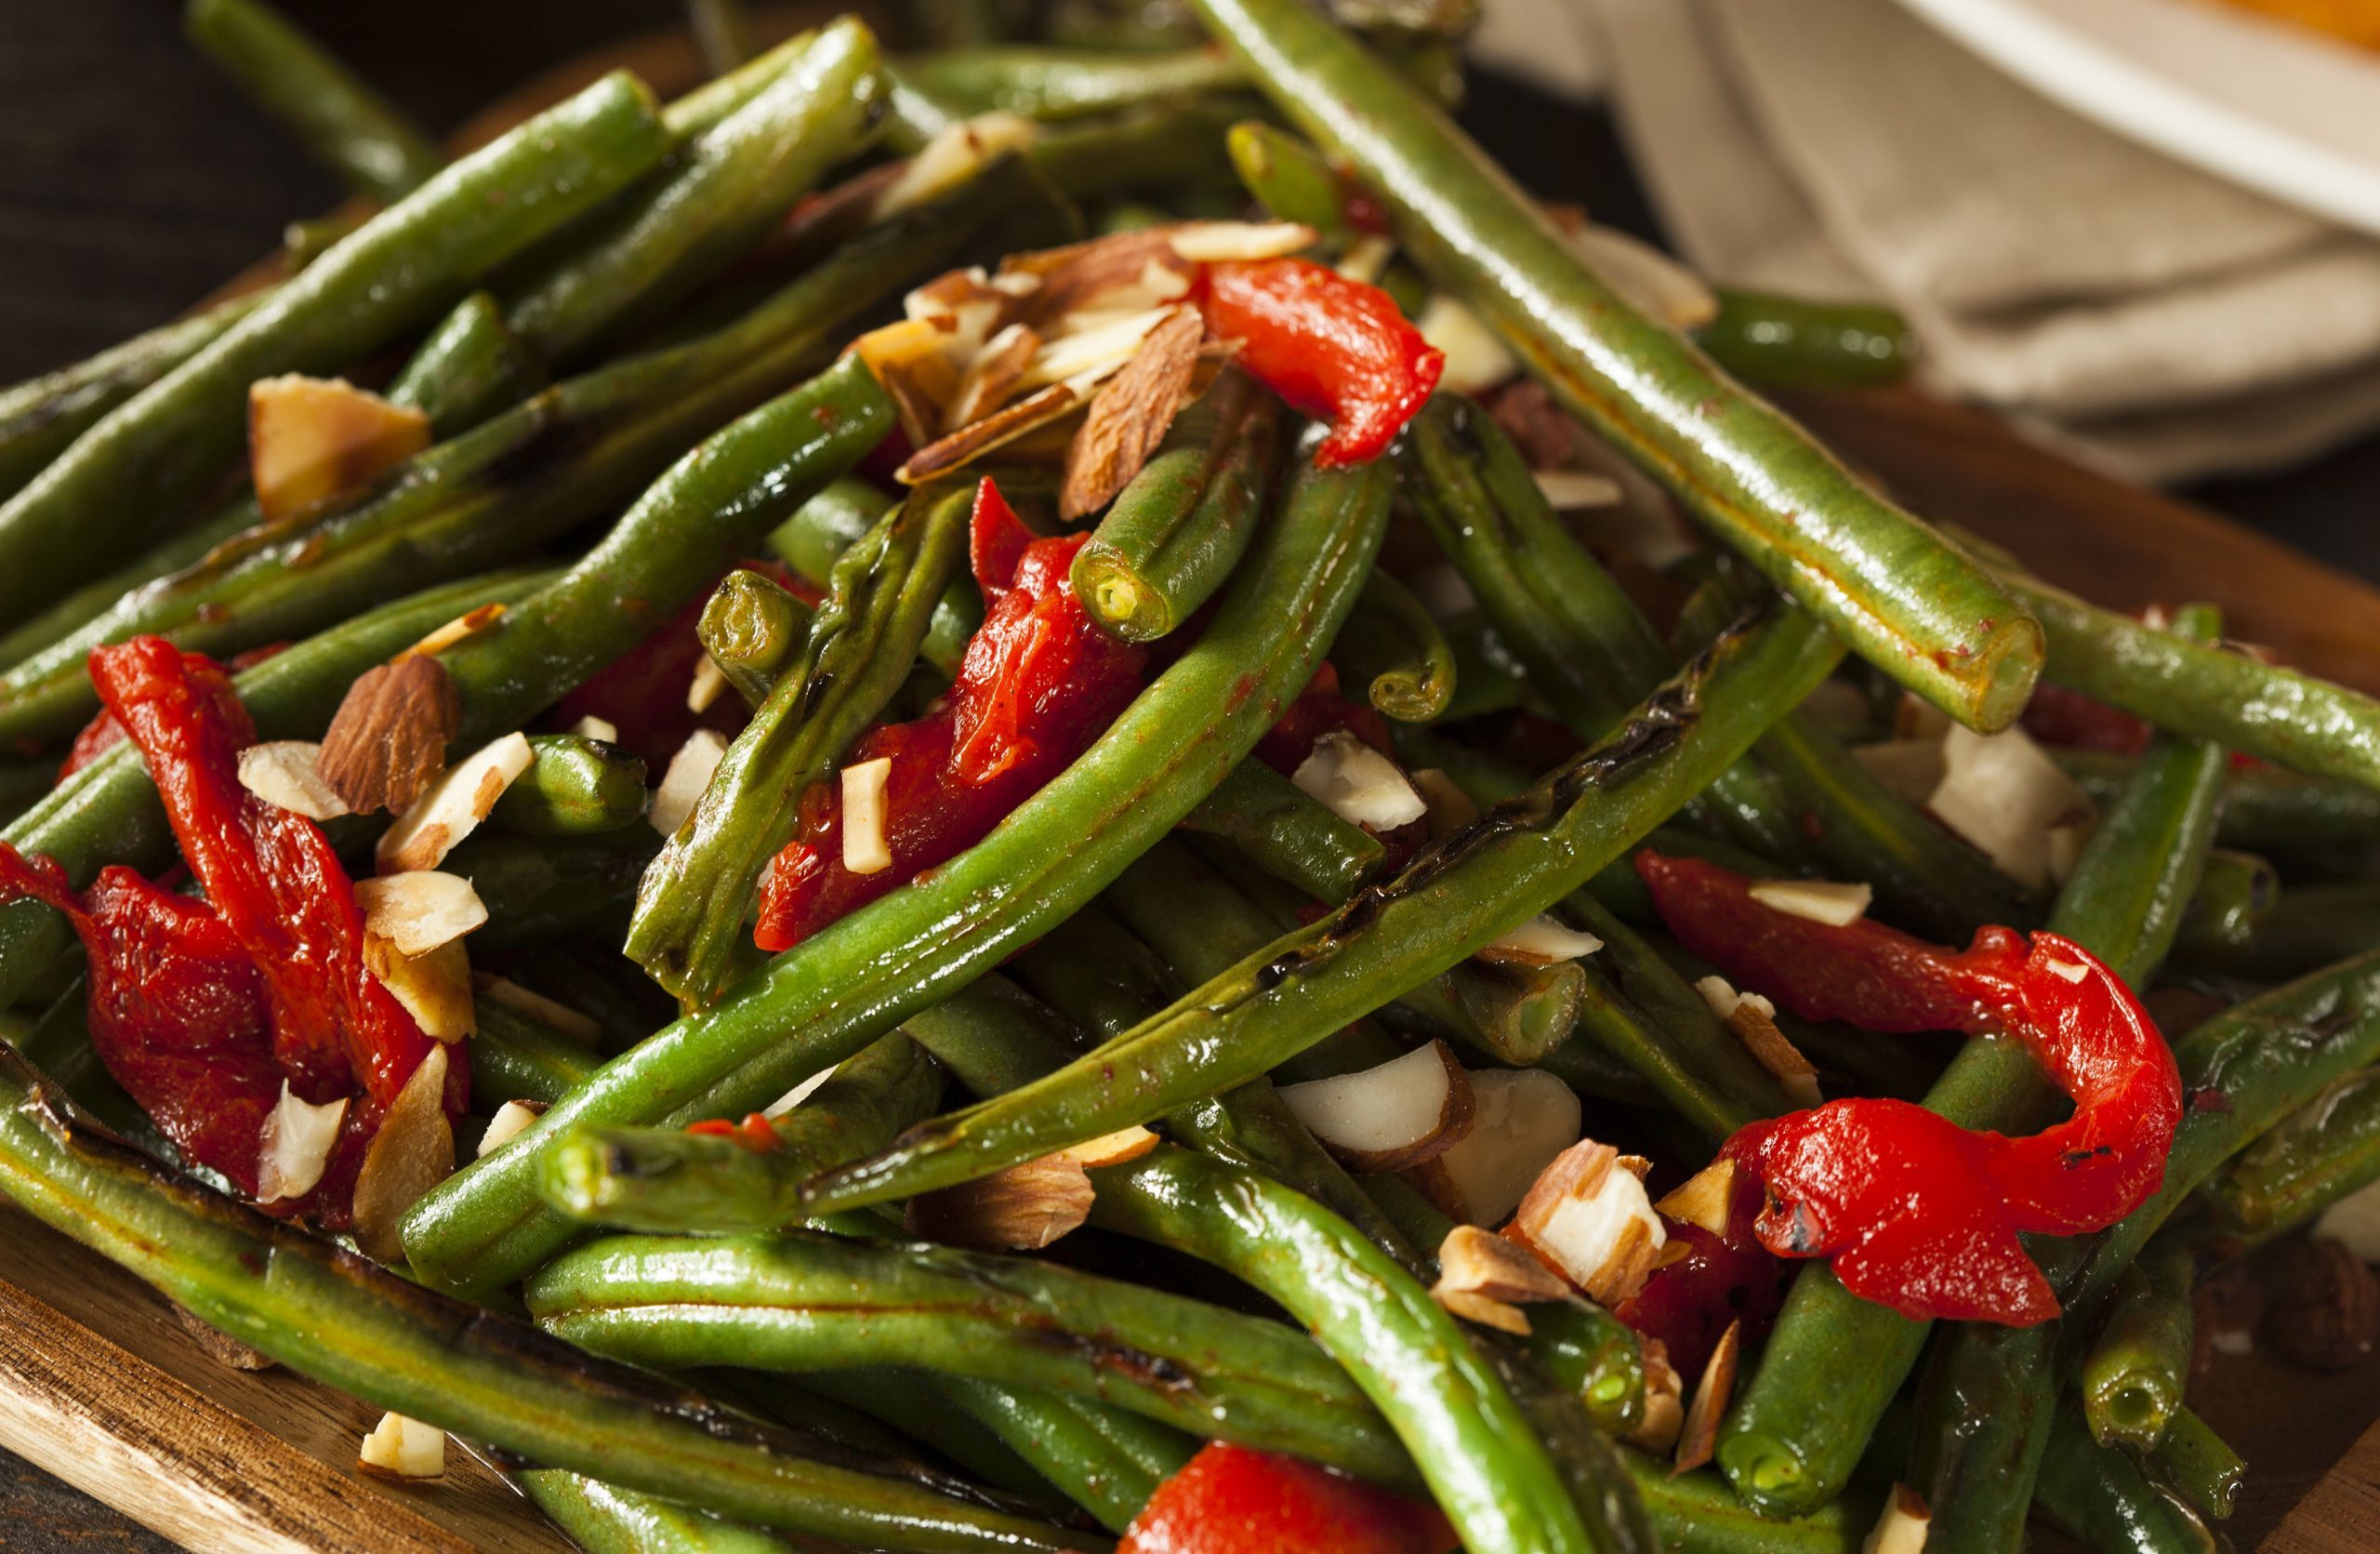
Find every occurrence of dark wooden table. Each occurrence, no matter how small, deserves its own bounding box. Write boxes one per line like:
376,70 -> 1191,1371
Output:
6,2 -> 2379,1547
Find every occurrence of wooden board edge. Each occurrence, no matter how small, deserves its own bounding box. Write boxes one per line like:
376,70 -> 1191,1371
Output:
2262,1415 -> 2380,1552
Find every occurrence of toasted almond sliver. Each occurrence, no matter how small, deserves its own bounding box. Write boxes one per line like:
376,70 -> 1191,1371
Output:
1478,913 -> 1602,966
1724,1000 -> 1822,1108
1278,1041 -> 1474,1174
1410,767 -> 1479,843
1292,729 -> 1425,830
1653,1158 -> 1738,1239
1626,1339 -> 1685,1454
1863,1484 -> 1932,1554
366,935 -> 474,1043
1060,307 -> 1205,522
1418,294 -> 1519,397
237,741 -> 350,821
686,656 -> 732,715
396,602 -> 506,663
477,1099 -> 545,1157
567,715 -> 619,743
376,731 -> 534,874
1435,1223 -> 1572,1305
943,322 -> 1040,433
1164,220 -> 1318,263
906,1153 -> 1093,1251
1017,307 -> 1180,392
1749,877 -> 1873,928
652,729 -> 730,836
1433,1286 -> 1532,1335
1674,1320 -> 1741,1474
842,757 -> 894,875
472,973 -> 602,1045
896,381 -> 1082,484
1056,1125 -> 1161,1170
256,1082 -> 349,1203
350,1045 -> 455,1264
1531,469 -> 1625,511
355,870 -> 486,957
872,113 -> 1037,221
1508,1138 -> 1668,1307
359,1412 -> 446,1481
249,374 -> 430,525
1335,235 -> 1395,286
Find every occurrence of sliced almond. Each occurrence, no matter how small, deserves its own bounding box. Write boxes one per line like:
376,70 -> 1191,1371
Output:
897,380 -> 1082,484
686,656 -> 731,715
365,935 -> 473,1043
1724,999 -> 1821,1108
872,113 -> 1037,221
1565,224 -> 1718,330
943,322 -> 1040,433
1863,1484 -> 1932,1554
1627,1339 -> 1685,1454
1749,878 -> 1873,928
1531,470 -> 1625,511
906,1153 -> 1093,1251
477,1099 -> 545,1157
1653,1158 -> 1738,1239
255,1082 -> 348,1203
375,732 -> 533,874
358,1412 -> 446,1481
1477,913 -> 1602,967
1417,294 -> 1518,397
1017,307 -> 1182,392
1436,1223 -> 1572,1304
1003,231 -> 1193,327
317,655 -> 461,815
236,741 -> 350,821
355,871 -> 486,957
651,728 -> 730,836
1850,738 -> 1948,806
1434,1286 -> 1532,1335
350,1045 -> 455,1265
472,973 -> 602,1045
1413,1069 -> 1581,1227
396,603 -> 507,663
1410,768 -> 1479,843
1165,220 -> 1318,263
1673,1320 -> 1740,1474
567,714 -> 619,743
1509,1139 -> 1667,1307
841,756 -> 894,875
1291,729 -> 1426,830
1277,1041 -> 1474,1174
1056,1125 -> 1161,1170
1060,307 -> 1205,522
249,374 -> 429,525
1928,724 -> 2096,891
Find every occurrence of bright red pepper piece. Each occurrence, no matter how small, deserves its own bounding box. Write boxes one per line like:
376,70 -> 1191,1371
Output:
1637,851 -> 2183,1326
1196,259 -> 1442,468
56,642 -> 289,786
686,1111 -> 782,1152
1119,1442 -> 1456,1554
753,479 -> 1148,952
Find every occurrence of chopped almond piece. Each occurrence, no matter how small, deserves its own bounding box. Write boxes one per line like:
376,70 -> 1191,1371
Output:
1061,307 -> 1205,521
477,1099 -> 545,1157
350,1046 -> 455,1264
354,870 -> 485,957
1627,1339 -> 1685,1454
1292,729 -> 1426,830
1004,230 -> 1195,327
1654,1159 -> 1738,1239
396,603 -> 506,662
236,741 -> 350,821
651,729 -> 729,836
365,935 -> 473,1043
1018,308 -> 1182,392
1412,1069 -> 1581,1226
1278,1042 -> 1474,1173
375,732 -> 533,873
567,715 -> 618,743
1863,1484 -> 1932,1554
1409,767 -> 1478,843
1436,1223 -> 1572,1304
317,655 -> 461,815
1718,996 -> 1821,1108
897,380 -> 1083,484
1417,294 -> 1519,397
1749,877 -> 1873,928
472,974 -> 602,1045
906,1153 -> 1095,1251
249,374 -> 429,524
1477,913 -> 1602,966
686,657 -> 731,715
1165,220 -> 1317,263
255,1082 -> 348,1203
1928,724 -> 2096,890
1435,1286 -> 1533,1335
1507,1139 -> 1667,1307
1531,470 -> 1624,511
841,757 -> 894,875
1056,1125 -> 1161,1170
1673,1321 -> 1740,1474
358,1412 -> 446,1481
943,322 -> 1040,433
872,113 -> 1036,221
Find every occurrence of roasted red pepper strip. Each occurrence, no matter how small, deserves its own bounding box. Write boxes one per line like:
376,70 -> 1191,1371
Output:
754,480 -> 1149,952
1119,1442 -> 1456,1554
1636,851 -> 2183,1326
56,642 -> 289,785
87,637 -> 449,1114
686,1111 -> 781,1152
1614,1161 -> 1789,1381
1196,259 -> 1442,468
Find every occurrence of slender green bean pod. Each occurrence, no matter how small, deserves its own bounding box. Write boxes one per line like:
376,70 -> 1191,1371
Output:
770,477 -> 979,675
183,0 -> 445,201
474,1001 -> 603,1109
400,453 -> 1394,1297
787,1368 -> 1060,1504
2172,847 -> 2279,960
0,1049 -> 1100,1552
0,73 -> 672,620
805,606 -> 1842,1211
895,47 -> 1245,120
542,1032 -> 946,1231
1616,1454 -> 1870,1554
2056,748 -> 2380,853
441,826 -> 661,955
1071,368 -> 1281,644
1187,0 -> 2040,729
1227,121 -> 1355,236
1334,569 -> 1457,722
2148,1409 -> 2243,1522
2175,880 -> 2380,984
627,482 -> 972,1007
489,734 -> 651,836
901,976 -> 1087,1102
700,567 -> 817,708
1694,290 -> 1915,392
2080,1235 -> 2198,1452
528,1229 -> 1417,1487
936,1378 -> 1193,1534
1172,758 -> 1384,904
2203,1063 -> 2380,1238
2032,1400 -> 2216,1554
516,1472 -> 826,1554
386,290 -> 547,438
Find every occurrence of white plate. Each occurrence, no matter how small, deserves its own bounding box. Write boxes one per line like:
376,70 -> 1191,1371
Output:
1891,0 -> 2380,237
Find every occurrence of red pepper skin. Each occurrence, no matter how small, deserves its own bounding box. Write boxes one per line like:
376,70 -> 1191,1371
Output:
753,481 -> 1149,952
1614,1162 -> 1789,1381
1637,851 -> 2183,1326
56,643 -> 289,786
1119,1442 -> 1456,1554
1197,259 -> 1442,468
1253,662 -> 1394,776
87,638 -> 450,1116
686,1111 -> 781,1151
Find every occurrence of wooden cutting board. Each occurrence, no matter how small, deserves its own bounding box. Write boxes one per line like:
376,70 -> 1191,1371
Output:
7,15 -> 2380,1552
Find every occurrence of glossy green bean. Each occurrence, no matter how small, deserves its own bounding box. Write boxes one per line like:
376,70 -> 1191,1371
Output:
789,1368 -> 1060,1504
1226,121 -> 1355,236
804,607 -> 1842,1211
474,1001 -> 602,1109
1172,758 -> 1384,904
769,477 -> 979,676
1189,0 -> 2040,730
2175,880 -> 2379,983
627,482 -> 972,1008
387,290 -> 547,438
2148,1408 -> 2243,1522
2056,748 -> 2380,853
2032,1400 -> 2215,1554
895,47 -> 1244,120
516,1472 -> 817,1554
542,1032 -> 945,1231
700,567 -> 816,708
2173,847 -> 2280,960
2080,1235 -> 2197,1451
936,1378 -> 1193,1534
0,1049 -> 1099,1552
0,497 -> 266,678
0,73 -> 670,621
900,976 -> 1087,1102
1334,569 -> 1457,722
442,825 -> 661,954
183,0 -> 444,200
400,452 -> 1394,1298
529,1229 -> 1417,1487
1694,290 -> 1914,392
1617,1454 -> 1870,1554
2204,1063 -> 2380,1237
1071,368 -> 1281,643
486,735 -> 650,836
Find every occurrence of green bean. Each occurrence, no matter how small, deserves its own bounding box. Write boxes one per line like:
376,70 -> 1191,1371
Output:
543,1032 -> 945,1232
443,826 -> 661,955
2175,881 -> 2380,984
1092,1146 -> 1646,1554
1746,627 -> 2228,1525
1029,97 -> 1259,203
895,47 -> 1245,120
770,478 -> 980,676
0,73 -> 671,621
0,570 -> 552,1007
1333,569 -> 1456,722
791,1369 -> 1061,1504
626,481 -> 972,1008
2056,748 -> 2380,853
2147,1409 -> 2242,1522
484,734 -> 651,836
689,0 -> 760,74
1436,611 -> 1528,721
1382,952 -> 1587,1068
183,0 -> 445,201
902,976 -> 1088,1101
1227,121 -> 1355,237
529,1229 -> 1418,1487
936,1378 -> 1193,1534
2204,1063 -> 2380,1237
2080,1235 -> 2197,1451
1694,290 -> 1915,392
1617,1454 -> 1871,1554
700,567 -> 817,708
2172,847 -> 2279,960
1188,0 -> 2040,730
401,452 -> 1393,1297
2011,572 -> 2380,791
2032,1400 -> 2215,1554
507,22 -> 889,366
0,495 -> 272,679
474,1000 -> 603,1109
516,1472 -> 817,1554
806,606 -> 1841,1210
1071,368 -> 1281,643
0,1049 -> 1099,1552
0,292 -> 267,511
1173,758 -> 1384,903
386,291 -> 547,438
